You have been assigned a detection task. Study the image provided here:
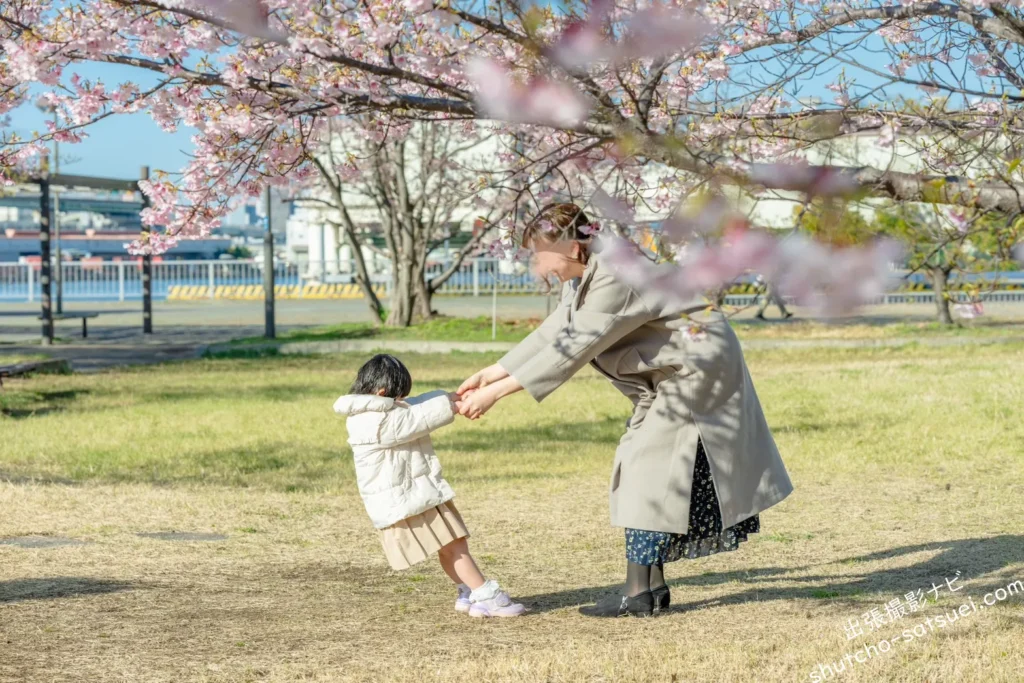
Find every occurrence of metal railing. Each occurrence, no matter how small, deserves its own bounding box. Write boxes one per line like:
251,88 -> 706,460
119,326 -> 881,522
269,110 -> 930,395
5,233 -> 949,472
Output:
3,258 -> 1024,303
0,258 -> 538,302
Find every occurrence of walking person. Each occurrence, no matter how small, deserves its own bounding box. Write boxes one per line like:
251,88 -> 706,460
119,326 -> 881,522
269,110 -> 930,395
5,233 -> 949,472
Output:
455,203 -> 794,618
753,273 -> 794,320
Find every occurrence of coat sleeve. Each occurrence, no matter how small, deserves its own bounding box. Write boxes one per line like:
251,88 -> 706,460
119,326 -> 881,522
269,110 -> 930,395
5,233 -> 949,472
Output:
497,281 -> 573,376
377,390 -> 455,448
509,268 -> 655,402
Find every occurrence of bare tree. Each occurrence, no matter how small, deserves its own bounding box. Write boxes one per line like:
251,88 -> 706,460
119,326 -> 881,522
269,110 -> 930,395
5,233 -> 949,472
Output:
304,120 -> 511,327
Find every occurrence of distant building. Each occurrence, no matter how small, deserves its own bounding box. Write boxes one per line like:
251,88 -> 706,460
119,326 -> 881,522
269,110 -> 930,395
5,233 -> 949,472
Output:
0,187 -> 145,232
0,185 -> 242,262
0,231 -> 231,262
241,188 -> 293,234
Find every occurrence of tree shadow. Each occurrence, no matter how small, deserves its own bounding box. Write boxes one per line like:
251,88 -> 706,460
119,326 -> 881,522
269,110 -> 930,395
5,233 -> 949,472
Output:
766,418 -> 869,434
0,470 -> 78,486
443,416 -> 626,453
0,577 -> 134,604
518,535 -> 1024,615
0,389 -> 89,420
145,384 -> 319,404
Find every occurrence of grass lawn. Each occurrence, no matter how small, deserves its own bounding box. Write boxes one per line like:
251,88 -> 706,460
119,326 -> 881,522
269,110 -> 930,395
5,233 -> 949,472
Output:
2,346 -> 1023,682
228,316 -> 544,345
225,312 -> 1024,348
0,353 -> 49,365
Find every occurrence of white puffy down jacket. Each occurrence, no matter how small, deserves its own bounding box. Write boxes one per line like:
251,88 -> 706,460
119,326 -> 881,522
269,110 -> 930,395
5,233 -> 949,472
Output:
333,390 -> 457,529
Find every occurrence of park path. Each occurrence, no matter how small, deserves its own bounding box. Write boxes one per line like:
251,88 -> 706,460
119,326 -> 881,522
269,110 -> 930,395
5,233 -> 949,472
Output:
4,297 -> 1024,372
4,326 -> 1024,373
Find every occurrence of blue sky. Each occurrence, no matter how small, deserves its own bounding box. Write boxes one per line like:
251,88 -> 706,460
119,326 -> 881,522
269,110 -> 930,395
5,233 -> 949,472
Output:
10,62 -> 195,180
3,24 -> 976,181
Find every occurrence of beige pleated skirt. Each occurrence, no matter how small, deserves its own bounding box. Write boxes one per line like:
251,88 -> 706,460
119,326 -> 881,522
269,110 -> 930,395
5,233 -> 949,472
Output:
380,500 -> 470,571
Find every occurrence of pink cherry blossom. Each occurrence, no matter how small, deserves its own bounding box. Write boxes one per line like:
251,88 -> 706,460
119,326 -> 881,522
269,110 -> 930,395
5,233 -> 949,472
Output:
0,0 -> 1007,324
548,4 -> 712,70
402,0 -> 434,14
706,59 -> 730,82
466,59 -> 590,128
953,302 -> 984,319
155,0 -> 285,42
878,121 -> 900,148
660,195 -> 732,243
589,188 -> 635,225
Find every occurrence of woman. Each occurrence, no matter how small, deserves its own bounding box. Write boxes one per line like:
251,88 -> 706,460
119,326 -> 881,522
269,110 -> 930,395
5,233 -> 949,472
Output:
456,203 -> 794,618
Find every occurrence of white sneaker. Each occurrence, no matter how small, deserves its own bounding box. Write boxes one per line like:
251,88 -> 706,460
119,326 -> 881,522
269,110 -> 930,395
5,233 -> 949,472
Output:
468,579 -> 526,618
455,583 -> 472,613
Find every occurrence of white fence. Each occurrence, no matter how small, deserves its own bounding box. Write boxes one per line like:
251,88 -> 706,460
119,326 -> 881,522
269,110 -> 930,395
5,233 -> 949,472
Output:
0,258 -> 539,302
3,258 -> 1024,303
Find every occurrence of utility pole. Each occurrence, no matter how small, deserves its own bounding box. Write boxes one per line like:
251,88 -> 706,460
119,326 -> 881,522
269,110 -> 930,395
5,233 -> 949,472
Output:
52,112 -> 63,315
140,166 -> 153,334
39,174 -> 53,345
263,186 -> 276,338
37,100 -> 63,313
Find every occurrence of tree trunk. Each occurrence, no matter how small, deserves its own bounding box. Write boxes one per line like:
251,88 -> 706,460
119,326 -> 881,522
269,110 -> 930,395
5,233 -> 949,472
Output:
387,253 -> 416,327
386,253 -> 437,326
414,278 -> 434,320
930,267 -> 954,325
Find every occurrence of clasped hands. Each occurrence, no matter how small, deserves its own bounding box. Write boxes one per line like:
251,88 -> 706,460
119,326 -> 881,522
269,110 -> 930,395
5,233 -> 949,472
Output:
449,363 -> 507,421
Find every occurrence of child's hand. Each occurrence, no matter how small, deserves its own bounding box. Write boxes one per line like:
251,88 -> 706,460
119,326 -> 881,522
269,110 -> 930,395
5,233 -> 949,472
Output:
458,388 -> 498,420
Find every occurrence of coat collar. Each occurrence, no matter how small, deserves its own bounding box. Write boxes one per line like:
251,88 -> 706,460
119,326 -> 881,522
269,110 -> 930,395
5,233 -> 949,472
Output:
333,394 -> 395,415
571,253 -> 599,311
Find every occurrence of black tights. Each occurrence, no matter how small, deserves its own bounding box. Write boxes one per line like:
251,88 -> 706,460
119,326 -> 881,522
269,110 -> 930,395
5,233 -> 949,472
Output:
625,560 -> 666,597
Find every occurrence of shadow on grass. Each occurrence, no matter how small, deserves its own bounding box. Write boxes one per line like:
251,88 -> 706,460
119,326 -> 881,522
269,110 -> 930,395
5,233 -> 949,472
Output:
92,443 -> 351,490
0,577 -> 134,604
0,470 -> 78,486
770,418 -> 870,434
444,416 -> 626,453
519,535 -> 1024,615
146,383 -> 320,403
0,389 -> 89,420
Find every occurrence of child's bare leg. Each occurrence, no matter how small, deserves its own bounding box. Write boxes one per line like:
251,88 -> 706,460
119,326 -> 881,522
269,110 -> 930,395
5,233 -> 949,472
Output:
439,557 -> 461,584
438,538 -> 485,590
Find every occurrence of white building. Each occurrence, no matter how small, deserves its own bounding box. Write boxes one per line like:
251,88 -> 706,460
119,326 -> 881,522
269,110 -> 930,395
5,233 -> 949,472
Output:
286,125 -> 965,280
286,124 -> 509,283
734,128 -> 985,229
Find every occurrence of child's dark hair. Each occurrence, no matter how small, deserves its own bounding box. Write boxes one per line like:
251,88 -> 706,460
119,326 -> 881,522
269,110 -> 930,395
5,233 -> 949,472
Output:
349,354 -> 412,399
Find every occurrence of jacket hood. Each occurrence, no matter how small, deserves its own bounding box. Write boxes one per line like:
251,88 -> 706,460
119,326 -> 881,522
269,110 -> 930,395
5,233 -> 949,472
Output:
333,394 -> 395,415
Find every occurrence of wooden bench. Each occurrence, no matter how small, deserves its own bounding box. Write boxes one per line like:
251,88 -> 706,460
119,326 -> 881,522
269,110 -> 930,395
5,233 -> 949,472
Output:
38,312 -> 100,338
0,359 -> 71,387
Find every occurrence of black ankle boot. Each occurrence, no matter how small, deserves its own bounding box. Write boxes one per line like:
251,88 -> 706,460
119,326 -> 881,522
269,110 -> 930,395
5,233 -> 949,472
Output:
580,590 -> 655,618
651,585 -> 670,613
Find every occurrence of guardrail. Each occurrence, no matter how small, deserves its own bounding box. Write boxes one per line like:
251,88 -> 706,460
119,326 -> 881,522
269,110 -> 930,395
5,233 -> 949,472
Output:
2,259 -> 1024,303
0,259 -> 539,302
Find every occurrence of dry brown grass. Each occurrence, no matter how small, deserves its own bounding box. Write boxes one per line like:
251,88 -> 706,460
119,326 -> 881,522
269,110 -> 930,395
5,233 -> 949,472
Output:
2,347 -> 1023,682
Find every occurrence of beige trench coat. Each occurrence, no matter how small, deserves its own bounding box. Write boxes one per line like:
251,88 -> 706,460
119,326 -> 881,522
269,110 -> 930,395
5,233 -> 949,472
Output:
498,252 -> 794,534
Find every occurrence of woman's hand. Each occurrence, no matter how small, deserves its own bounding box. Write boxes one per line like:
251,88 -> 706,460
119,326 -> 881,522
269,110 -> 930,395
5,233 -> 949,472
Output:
457,376 -> 525,420
457,363 -> 508,396
458,387 -> 499,420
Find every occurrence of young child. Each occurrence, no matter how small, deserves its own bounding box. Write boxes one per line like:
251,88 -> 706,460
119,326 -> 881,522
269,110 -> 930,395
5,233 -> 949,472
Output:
333,354 -> 525,618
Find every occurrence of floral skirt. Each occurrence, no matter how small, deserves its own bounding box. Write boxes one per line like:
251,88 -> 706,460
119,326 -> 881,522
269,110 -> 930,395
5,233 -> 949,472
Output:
625,439 -> 760,566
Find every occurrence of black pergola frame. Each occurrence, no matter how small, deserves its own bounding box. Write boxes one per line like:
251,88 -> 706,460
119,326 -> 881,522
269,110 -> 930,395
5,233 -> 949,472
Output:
25,167 -> 153,344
